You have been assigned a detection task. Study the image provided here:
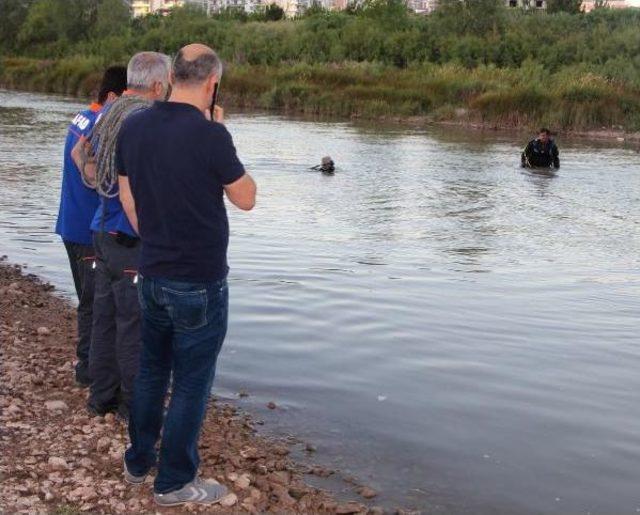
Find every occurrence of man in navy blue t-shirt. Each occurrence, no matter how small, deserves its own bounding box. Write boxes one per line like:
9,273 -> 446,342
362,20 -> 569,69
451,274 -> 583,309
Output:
117,44 -> 256,506
55,66 -> 127,386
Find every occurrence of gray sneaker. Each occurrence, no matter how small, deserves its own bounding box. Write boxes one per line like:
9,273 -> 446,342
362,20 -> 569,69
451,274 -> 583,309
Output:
154,478 -> 228,506
123,457 -> 148,485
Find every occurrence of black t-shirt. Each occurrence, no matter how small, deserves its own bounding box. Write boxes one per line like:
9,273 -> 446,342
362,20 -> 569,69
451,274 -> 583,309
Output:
116,101 -> 245,282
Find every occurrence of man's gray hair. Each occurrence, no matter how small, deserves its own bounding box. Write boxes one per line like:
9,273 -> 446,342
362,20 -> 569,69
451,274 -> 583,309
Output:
172,49 -> 223,86
127,51 -> 171,90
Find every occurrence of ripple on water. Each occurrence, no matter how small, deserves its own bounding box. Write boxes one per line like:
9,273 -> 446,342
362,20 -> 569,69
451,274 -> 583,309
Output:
2,89 -> 640,514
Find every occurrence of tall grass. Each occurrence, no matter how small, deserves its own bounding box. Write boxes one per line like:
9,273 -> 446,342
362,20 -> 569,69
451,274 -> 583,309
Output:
2,57 -> 639,131
2,2 -> 640,131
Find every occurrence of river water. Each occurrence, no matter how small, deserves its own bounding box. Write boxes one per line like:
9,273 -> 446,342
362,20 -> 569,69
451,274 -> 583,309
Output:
1,89 -> 639,514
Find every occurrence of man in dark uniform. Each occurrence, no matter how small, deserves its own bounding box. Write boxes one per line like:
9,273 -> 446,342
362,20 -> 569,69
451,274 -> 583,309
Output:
521,128 -> 560,169
55,66 -> 127,386
82,52 -> 171,420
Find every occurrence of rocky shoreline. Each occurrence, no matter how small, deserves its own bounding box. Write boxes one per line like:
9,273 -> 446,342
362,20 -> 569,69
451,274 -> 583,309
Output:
0,260 -> 389,514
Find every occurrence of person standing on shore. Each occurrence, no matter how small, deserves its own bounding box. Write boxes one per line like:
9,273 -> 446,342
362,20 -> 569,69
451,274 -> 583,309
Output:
117,44 -> 256,506
521,128 -> 560,169
55,66 -> 127,387
79,52 -> 171,420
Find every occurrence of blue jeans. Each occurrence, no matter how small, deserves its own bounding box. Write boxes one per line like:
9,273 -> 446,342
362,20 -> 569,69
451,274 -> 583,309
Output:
124,275 -> 228,494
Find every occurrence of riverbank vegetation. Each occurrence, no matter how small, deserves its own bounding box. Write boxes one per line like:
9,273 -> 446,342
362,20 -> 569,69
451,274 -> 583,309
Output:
1,0 -> 640,131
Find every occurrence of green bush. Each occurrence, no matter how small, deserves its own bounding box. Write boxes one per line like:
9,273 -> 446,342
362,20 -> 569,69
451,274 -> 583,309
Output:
2,0 -> 640,131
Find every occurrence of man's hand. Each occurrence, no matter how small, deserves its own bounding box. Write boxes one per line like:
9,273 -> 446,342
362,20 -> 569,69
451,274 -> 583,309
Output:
224,173 -> 256,211
213,105 -> 224,123
71,137 -> 97,188
204,105 -> 224,124
119,175 -> 139,234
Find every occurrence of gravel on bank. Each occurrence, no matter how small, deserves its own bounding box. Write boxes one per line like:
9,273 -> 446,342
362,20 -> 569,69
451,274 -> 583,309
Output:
0,260 -> 387,514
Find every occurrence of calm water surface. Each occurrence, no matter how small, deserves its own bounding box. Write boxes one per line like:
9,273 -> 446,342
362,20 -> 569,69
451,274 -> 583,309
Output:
1,89 -> 639,514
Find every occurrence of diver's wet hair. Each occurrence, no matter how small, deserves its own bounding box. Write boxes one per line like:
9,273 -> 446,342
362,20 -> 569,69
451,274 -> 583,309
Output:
539,127 -> 551,135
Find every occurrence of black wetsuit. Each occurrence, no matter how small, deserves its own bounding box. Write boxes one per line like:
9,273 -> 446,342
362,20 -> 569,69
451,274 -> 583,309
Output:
521,139 -> 560,169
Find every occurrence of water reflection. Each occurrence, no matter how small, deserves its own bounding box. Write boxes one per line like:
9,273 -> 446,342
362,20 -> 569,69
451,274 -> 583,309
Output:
522,168 -> 558,198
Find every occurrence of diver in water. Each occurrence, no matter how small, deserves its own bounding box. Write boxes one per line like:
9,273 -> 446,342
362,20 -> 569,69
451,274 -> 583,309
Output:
521,128 -> 560,169
310,156 -> 335,175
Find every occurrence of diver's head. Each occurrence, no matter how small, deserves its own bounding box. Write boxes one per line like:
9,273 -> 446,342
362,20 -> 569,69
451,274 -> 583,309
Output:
538,128 -> 551,144
321,155 -> 335,172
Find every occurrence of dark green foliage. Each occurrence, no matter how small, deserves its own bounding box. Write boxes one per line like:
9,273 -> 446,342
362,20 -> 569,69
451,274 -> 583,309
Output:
434,0 -> 506,36
1,0 -> 640,130
546,0 -> 582,13
0,0 -> 33,52
4,0 -> 640,75
16,0 -> 100,52
95,0 -> 131,37
264,3 -> 285,21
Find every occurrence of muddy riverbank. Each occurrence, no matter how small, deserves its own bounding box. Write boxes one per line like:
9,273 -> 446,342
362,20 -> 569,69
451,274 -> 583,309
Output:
0,260 -> 389,515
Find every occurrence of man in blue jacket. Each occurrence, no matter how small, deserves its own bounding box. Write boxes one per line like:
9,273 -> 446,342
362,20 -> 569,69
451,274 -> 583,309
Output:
55,66 -> 127,386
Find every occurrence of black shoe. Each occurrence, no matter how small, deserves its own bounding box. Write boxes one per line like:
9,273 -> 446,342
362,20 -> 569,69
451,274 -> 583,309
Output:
75,363 -> 92,388
86,401 -> 118,417
76,376 -> 92,388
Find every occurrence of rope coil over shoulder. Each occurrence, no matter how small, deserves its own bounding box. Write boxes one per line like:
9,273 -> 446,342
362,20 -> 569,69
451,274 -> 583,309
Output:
81,95 -> 151,197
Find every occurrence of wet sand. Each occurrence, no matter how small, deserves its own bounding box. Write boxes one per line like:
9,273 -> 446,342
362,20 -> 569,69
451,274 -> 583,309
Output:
0,260 -> 387,514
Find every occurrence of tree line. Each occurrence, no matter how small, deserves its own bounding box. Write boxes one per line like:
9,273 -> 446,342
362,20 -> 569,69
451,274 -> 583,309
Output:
1,0 -> 639,130
1,0 -> 639,88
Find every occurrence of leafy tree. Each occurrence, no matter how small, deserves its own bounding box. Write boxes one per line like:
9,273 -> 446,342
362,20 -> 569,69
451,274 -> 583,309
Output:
213,6 -> 249,21
264,2 -> 285,20
434,0 -> 506,36
95,0 -> 130,37
546,0 -> 582,13
0,0 -> 33,51
362,0 -> 410,20
17,0 -> 60,47
17,0 -> 99,49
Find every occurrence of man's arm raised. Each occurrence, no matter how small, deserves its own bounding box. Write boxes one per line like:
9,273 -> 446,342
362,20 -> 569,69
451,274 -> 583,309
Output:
224,173 -> 256,211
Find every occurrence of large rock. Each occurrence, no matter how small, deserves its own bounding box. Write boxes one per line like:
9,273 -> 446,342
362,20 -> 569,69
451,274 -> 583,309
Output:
336,502 -> 367,514
272,445 -> 290,456
240,447 -> 265,460
7,404 -> 21,415
44,400 -> 68,412
69,486 -> 98,501
359,486 -> 378,499
235,473 -> 251,490
220,493 -> 238,507
47,457 -> 69,471
96,436 -> 111,452
269,470 -> 291,486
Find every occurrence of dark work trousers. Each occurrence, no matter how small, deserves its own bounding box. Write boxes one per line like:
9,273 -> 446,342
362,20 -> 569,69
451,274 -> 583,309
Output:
63,240 -> 96,386
88,232 -> 142,416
